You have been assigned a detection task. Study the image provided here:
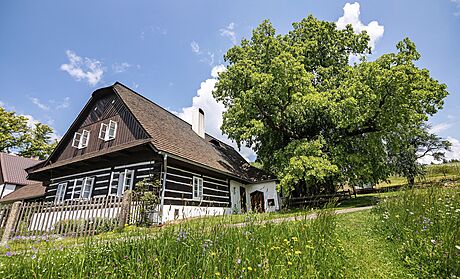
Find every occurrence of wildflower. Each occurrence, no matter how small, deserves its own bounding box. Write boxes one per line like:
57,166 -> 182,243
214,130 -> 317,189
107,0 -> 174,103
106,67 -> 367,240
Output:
210,252 -> 216,256
5,252 -> 11,257
294,250 -> 302,255
31,254 -> 36,260
257,264 -> 262,268
215,272 -> 221,276
291,236 -> 298,242
287,261 -> 293,266
236,258 -> 241,264
177,230 -> 187,242
455,245 -> 460,250
431,239 -> 437,245
247,266 -> 253,271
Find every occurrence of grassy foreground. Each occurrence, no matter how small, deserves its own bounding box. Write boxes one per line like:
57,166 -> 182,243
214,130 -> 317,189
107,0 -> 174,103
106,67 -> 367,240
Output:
0,186 -> 458,278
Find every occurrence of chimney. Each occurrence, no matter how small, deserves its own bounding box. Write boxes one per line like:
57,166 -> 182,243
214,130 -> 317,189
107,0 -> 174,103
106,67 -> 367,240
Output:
192,108 -> 205,138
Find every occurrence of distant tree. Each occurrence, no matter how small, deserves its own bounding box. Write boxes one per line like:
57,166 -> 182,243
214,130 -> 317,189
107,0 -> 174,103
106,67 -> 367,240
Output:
388,123 -> 451,186
0,106 -> 57,159
213,15 -> 448,196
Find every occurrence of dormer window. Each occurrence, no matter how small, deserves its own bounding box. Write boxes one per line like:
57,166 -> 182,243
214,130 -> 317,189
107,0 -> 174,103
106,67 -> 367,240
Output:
99,120 -> 117,141
72,130 -> 90,149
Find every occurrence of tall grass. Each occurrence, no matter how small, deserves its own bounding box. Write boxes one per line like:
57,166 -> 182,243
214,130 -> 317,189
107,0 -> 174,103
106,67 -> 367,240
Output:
373,186 -> 460,278
0,207 -> 346,278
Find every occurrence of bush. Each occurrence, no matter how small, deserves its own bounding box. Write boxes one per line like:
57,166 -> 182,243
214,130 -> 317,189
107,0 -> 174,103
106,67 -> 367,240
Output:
373,186 -> 460,278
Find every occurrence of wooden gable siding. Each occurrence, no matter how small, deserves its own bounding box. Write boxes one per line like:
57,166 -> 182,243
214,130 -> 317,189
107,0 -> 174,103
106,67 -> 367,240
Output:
45,160 -> 162,201
163,162 -> 231,208
54,93 -> 149,162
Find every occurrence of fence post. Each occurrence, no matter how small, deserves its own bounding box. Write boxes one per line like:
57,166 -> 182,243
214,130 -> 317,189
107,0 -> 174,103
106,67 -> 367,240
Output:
1,201 -> 22,245
118,190 -> 132,229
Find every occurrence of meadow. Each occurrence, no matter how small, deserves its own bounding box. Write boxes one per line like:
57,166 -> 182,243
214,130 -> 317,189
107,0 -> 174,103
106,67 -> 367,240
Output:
0,185 -> 459,278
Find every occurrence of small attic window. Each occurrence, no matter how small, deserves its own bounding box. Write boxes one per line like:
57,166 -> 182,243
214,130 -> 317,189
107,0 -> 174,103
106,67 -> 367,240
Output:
210,139 -> 221,147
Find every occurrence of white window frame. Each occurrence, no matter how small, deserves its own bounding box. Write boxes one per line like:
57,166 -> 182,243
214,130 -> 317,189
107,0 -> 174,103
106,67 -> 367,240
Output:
98,123 -> 108,140
72,132 -> 81,148
80,130 -> 90,148
70,178 -> 83,200
116,169 -> 134,197
81,177 -> 95,199
54,182 -> 67,204
72,130 -> 90,149
192,176 -> 203,200
107,120 -> 117,140
98,120 -> 117,141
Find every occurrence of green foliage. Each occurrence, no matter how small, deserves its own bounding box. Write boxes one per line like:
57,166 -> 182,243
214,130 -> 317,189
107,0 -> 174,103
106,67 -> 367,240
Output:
388,123 -> 451,185
213,15 -> 448,194
0,106 -> 57,159
133,178 -> 160,226
373,187 -> 460,277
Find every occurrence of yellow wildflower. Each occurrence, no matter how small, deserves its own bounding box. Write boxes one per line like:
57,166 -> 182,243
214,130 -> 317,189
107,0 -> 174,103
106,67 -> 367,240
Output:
294,250 -> 302,255
287,261 -> 293,266
247,266 -> 253,271
215,272 -> 221,276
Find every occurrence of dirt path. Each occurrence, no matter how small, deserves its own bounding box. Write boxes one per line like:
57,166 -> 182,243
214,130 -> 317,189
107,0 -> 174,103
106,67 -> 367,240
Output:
229,205 -> 374,228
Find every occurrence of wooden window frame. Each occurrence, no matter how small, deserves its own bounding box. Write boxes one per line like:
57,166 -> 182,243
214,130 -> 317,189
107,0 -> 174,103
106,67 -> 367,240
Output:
72,130 -> 90,149
107,120 -> 117,140
98,120 -> 117,141
98,123 -> 108,140
54,182 -> 67,204
115,169 -> 134,197
192,176 -> 203,200
81,177 -> 95,199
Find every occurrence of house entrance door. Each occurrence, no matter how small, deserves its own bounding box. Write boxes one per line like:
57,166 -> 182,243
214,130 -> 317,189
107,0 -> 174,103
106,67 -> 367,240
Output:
250,191 -> 264,212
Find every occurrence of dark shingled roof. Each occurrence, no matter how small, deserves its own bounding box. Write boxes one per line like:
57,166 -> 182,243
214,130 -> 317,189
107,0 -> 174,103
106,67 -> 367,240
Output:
0,182 -> 45,202
0,153 -> 42,185
113,83 -> 274,183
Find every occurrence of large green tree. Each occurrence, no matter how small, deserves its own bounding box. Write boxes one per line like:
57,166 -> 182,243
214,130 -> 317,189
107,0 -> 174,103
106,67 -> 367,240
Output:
213,16 -> 448,195
0,107 -> 57,159
388,123 -> 451,186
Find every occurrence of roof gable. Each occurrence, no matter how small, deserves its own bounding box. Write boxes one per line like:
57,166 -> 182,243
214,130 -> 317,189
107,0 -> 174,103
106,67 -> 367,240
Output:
113,83 -> 273,182
46,87 -> 150,164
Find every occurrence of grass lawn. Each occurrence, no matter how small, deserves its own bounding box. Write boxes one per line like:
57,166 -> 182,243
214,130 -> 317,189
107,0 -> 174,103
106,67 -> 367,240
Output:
1,186 -> 458,278
337,211 -> 415,278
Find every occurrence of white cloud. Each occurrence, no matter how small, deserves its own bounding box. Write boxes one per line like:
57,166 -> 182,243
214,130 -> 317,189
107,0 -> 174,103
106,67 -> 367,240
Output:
60,50 -> 104,86
451,0 -> 460,16
29,97 -> 49,111
112,62 -> 131,73
174,65 -> 256,161
54,97 -> 70,109
445,137 -> 460,161
191,41 -> 201,54
429,122 -> 453,134
220,22 -> 237,45
336,2 -> 384,51
199,52 -> 215,66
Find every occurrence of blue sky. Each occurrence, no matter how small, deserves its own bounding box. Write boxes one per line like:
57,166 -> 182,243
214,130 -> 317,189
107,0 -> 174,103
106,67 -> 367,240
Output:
1,0 -> 459,161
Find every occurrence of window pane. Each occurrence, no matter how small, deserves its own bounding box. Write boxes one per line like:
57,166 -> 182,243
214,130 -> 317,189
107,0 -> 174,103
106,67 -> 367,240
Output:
117,173 -> 125,196
72,133 -> 81,148
108,121 -> 117,139
99,123 -> 107,140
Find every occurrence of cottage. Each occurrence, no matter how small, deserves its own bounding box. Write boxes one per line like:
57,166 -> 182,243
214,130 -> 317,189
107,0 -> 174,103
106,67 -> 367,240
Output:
0,153 -> 43,202
26,82 -> 279,223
